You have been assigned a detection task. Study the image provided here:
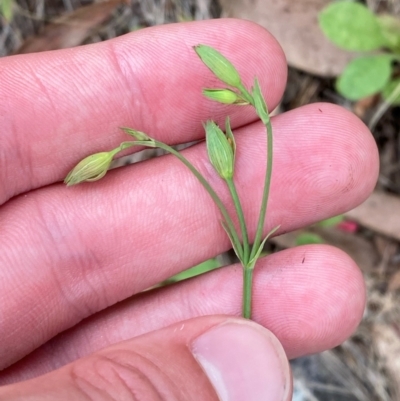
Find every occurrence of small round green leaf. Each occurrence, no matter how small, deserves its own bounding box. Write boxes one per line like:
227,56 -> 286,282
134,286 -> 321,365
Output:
382,78 -> 400,105
319,1 -> 386,51
336,55 -> 394,100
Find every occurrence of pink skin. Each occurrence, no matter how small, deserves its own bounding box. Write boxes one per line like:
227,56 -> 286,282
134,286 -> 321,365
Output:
0,18 -> 377,385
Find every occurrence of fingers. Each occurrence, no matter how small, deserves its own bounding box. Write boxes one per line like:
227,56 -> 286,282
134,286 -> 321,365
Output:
0,317 -> 291,401
0,244 -> 363,384
0,103 -> 377,369
0,18 -> 286,204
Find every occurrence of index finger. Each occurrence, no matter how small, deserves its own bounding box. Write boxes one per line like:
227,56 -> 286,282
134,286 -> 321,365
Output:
0,18 -> 287,204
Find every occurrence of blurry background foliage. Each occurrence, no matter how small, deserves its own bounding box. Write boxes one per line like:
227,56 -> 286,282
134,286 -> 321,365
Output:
320,1 -> 400,103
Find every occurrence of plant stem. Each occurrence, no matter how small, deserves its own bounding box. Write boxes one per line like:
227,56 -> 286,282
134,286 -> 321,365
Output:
226,178 -> 249,265
153,140 -> 244,262
237,83 -> 273,319
243,262 -> 255,319
249,113 -> 273,261
238,84 -> 254,106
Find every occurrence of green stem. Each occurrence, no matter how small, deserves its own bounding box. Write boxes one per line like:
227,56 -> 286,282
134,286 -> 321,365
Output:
238,82 -> 273,319
238,82 -> 274,259
237,84 -> 254,106
243,263 -> 255,319
115,139 -> 244,260
238,83 -> 275,261
249,115 -> 273,261
153,140 -> 244,262
226,178 -> 250,265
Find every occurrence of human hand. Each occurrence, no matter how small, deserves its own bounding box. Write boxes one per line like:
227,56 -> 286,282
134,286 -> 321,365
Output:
0,19 -> 378,400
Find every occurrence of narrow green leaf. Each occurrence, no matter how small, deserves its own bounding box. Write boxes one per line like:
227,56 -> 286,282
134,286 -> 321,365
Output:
221,220 -> 243,262
166,258 -> 220,283
194,45 -> 242,88
248,225 -> 280,266
252,78 -> 270,125
319,1 -> 386,51
336,54 -> 394,100
382,78 -> 400,105
295,232 -> 324,246
225,117 -> 236,162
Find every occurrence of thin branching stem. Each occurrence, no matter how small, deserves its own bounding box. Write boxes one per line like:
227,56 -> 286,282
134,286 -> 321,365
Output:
153,140 -> 244,262
226,177 -> 249,265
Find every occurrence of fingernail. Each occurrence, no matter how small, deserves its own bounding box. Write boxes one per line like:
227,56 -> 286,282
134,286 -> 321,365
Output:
190,321 -> 290,401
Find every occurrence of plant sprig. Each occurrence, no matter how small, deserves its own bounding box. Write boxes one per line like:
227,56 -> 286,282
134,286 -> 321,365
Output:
64,45 -> 277,319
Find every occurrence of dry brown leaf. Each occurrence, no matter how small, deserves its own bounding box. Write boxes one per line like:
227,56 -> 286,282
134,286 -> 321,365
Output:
346,191 -> 400,242
353,94 -> 380,119
373,324 -> 400,399
219,0 -> 358,77
14,0 -> 123,54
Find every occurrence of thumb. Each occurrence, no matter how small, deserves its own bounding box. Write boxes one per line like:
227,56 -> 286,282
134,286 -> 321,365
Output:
0,316 -> 291,401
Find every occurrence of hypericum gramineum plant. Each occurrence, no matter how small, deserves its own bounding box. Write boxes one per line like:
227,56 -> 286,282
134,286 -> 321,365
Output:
64,45 -> 277,319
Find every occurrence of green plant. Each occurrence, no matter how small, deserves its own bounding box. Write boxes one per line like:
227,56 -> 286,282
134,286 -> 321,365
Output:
319,0 -> 400,103
0,0 -> 14,21
64,45 -> 277,319
163,258 -> 221,285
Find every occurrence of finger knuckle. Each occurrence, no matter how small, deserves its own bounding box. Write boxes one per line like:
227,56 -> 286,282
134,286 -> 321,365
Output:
71,349 -> 178,401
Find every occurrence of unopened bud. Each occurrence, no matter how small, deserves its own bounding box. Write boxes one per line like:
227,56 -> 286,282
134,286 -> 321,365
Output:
194,45 -> 242,89
203,88 -> 248,105
205,120 -> 235,180
64,151 -> 115,186
120,127 -> 152,142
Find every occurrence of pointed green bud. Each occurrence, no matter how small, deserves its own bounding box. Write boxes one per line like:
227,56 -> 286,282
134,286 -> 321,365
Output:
205,120 -> 235,180
202,88 -> 249,105
64,150 -> 116,186
120,127 -> 152,142
252,78 -> 270,125
194,45 -> 242,89
120,127 -> 156,147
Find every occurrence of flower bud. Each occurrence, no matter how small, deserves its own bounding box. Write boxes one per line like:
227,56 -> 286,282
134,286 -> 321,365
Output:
120,127 -> 156,148
194,45 -> 242,89
205,120 -> 235,180
64,151 -> 115,186
202,88 -> 249,105
120,127 -> 151,141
